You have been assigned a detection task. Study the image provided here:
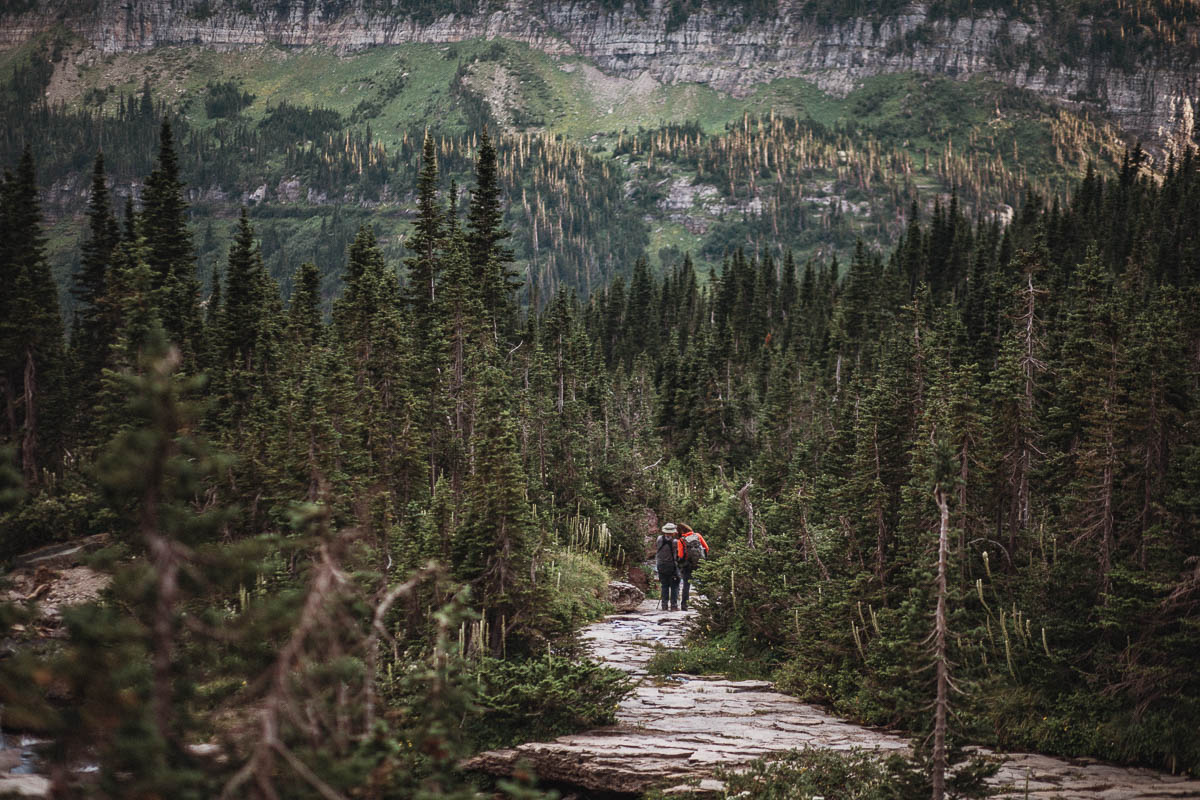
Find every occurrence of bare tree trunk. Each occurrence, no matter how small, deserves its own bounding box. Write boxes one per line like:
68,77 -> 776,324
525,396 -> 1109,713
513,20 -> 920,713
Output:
142,348 -> 183,746
797,488 -> 830,581
21,347 -> 37,486
1014,272 -> 1046,558
149,532 -> 181,745
932,485 -> 951,800
738,480 -> 755,548
958,438 -> 970,581
873,421 -> 888,587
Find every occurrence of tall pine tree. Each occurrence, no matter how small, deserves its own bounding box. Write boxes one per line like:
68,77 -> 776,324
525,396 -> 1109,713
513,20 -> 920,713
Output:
140,120 -> 200,360
0,147 -> 67,485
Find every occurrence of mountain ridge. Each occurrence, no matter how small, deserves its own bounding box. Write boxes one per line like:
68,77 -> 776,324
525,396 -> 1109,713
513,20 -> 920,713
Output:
1,0 -> 1197,152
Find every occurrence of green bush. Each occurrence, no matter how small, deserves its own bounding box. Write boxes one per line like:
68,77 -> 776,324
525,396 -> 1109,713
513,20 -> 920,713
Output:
537,549 -> 613,637
470,653 -> 633,750
646,629 -> 775,680
696,745 -> 995,800
713,748 -> 892,800
0,487 -> 95,562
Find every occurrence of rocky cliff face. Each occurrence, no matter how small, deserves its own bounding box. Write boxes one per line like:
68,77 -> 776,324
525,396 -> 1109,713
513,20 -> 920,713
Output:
1,0 -> 1196,149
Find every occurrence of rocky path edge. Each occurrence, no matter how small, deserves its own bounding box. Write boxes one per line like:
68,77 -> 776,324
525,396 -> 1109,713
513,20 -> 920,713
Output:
464,598 -> 1200,798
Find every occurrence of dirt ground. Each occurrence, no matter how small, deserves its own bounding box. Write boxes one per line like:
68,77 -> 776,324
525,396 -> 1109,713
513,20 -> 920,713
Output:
5,536 -> 113,637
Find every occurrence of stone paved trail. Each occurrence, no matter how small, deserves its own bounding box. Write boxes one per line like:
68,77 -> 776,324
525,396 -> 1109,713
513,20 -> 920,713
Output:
466,599 -> 1200,798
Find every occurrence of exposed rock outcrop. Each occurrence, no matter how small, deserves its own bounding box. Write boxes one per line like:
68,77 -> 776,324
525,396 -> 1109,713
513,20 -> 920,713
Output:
0,1 -> 1196,150
606,580 -> 645,612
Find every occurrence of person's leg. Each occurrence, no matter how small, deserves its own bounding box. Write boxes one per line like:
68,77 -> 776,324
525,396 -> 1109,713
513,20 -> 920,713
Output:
659,577 -> 669,610
669,575 -> 679,610
680,567 -> 691,610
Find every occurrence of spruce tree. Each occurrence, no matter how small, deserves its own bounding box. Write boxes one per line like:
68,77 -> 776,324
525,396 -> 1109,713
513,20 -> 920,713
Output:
466,128 -> 518,340
0,148 -> 67,484
93,239 -> 161,444
453,350 -> 534,656
141,119 -> 200,359
404,131 -> 443,339
335,226 -> 424,504
624,256 -> 656,368
1053,247 -> 1127,594
217,208 -> 272,370
287,262 -> 323,351
71,151 -> 121,414
439,186 -> 483,493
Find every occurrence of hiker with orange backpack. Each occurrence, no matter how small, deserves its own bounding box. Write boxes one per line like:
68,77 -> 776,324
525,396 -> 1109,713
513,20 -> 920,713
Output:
676,523 -> 709,611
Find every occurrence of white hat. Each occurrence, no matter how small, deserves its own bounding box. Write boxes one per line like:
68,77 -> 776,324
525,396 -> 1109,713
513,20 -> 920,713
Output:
661,522 -> 678,534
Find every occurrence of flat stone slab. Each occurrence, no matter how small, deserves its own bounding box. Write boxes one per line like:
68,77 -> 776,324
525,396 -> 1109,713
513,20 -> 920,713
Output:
465,597 -> 1200,797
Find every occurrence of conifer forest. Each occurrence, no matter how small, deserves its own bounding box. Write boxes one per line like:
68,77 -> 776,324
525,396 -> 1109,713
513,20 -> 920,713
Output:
1,1 -> 1200,798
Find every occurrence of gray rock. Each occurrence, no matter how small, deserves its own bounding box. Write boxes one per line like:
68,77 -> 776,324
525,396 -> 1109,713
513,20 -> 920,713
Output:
607,581 -> 645,612
0,774 -> 50,798
12,534 -> 109,570
0,1 -> 1194,152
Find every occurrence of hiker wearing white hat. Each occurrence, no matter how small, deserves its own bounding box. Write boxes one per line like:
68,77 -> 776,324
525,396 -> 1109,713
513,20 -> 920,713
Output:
654,522 -> 682,610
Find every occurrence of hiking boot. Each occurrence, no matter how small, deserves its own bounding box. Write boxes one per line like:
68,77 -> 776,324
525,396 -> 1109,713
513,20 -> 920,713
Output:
680,602 -> 688,611
670,603 -> 679,611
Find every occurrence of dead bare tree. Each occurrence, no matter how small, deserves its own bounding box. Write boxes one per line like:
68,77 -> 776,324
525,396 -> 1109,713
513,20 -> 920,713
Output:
738,480 -> 756,547
220,528 -> 356,800
220,505 -> 447,800
932,480 -> 952,800
796,484 -> 830,581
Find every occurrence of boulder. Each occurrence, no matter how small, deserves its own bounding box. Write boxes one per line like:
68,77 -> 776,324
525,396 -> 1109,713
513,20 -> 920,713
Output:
607,581 -> 645,613
0,774 -> 50,798
12,533 -> 109,570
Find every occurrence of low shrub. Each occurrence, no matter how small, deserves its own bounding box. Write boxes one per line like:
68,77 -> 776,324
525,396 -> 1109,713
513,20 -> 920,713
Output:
470,653 -> 634,750
713,748 -> 892,800
0,487 -> 96,563
537,549 -> 613,637
645,629 -> 775,680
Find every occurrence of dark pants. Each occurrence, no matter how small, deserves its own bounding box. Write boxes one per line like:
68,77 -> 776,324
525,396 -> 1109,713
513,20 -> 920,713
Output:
658,569 -> 679,609
680,565 -> 694,609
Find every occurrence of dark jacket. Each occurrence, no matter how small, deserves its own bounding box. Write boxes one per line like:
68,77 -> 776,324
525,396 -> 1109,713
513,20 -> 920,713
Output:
655,535 -> 681,577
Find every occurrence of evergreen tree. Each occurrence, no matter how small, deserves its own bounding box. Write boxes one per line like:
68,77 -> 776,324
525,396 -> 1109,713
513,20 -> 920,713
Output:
0,147 -> 67,484
216,208 -> 274,371
93,239 -> 161,444
404,131 -> 443,341
71,151 -> 121,420
287,261 -> 323,351
453,350 -> 535,656
439,186 -> 484,494
467,128 -> 518,340
1052,247 -> 1127,594
140,119 -> 200,359
403,135 -> 449,491
335,225 -> 424,505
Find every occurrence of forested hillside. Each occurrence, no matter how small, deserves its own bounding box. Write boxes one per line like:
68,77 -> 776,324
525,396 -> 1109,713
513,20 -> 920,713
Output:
1,2 -> 1199,794
0,124 -> 648,797
633,149 -> 1200,775
1,93 -> 1199,793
